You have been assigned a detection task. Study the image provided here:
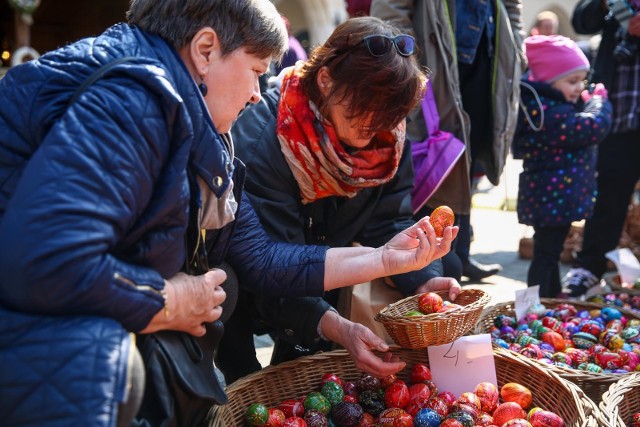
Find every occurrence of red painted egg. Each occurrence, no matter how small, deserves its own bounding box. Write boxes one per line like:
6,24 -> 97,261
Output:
428,205 -> 454,238
266,408 -> 286,427
376,408 -> 413,427
356,412 -> 375,427
476,411 -> 494,426
502,419 -> 532,427
595,351 -> 624,369
283,417 -> 307,427
529,409 -> 565,427
456,391 -> 481,411
500,383 -> 532,410
321,373 -> 343,388
426,396 -> 448,418
541,331 -> 566,352
418,292 -> 444,314
492,402 -> 526,426
278,399 -> 305,418
407,383 -> 432,406
437,390 -> 456,407
384,380 -> 410,409
474,381 -> 499,413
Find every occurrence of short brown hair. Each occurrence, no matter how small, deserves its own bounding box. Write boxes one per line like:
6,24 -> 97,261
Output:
299,17 -> 427,134
127,0 -> 288,60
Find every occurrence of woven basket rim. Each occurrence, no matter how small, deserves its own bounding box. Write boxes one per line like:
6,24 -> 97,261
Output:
208,346 -> 600,427
599,372 -> 640,427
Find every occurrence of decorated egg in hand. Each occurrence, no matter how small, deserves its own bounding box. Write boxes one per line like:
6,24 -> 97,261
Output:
428,205 -> 455,237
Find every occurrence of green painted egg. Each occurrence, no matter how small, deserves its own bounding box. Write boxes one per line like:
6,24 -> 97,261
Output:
245,402 -> 269,426
321,381 -> 344,405
304,392 -> 331,416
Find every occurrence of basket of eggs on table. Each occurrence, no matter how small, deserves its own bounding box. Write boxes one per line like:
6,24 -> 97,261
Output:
209,346 -> 600,426
374,206 -> 491,348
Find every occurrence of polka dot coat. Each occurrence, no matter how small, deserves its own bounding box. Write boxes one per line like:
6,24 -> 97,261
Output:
512,80 -> 613,227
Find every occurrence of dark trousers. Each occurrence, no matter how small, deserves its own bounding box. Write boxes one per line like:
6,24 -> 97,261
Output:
529,224 -> 572,298
576,129 -> 640,278
455,33 -> 492,264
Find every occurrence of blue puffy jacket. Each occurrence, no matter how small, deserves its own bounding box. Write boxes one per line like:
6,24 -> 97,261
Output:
0,24 -> 327,426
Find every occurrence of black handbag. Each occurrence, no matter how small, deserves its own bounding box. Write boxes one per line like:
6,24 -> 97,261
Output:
133,322 -> 228,427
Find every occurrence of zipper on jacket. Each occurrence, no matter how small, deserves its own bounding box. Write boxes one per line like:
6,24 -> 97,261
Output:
114,272 -> 162,296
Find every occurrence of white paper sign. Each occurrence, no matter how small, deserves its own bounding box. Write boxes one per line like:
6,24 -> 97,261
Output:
427,334 -> 497,398
606,248 -> 640,286
515,286 -> 540,320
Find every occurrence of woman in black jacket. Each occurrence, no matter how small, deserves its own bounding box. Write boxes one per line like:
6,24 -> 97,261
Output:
218,16 -> 462,384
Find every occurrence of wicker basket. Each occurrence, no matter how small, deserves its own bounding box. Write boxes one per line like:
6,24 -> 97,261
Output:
599,373 -> 640,427
473,298 -> 639,404
208,346 -> 600,426
373,289 -> 490,348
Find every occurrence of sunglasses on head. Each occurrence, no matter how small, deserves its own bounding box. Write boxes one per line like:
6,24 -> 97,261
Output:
361,34 -> 416,57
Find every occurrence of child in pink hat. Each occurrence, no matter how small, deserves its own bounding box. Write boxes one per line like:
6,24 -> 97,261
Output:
512,35 -> 613,298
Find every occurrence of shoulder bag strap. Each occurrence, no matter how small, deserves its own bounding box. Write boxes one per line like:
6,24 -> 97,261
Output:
67,56 -> 139,107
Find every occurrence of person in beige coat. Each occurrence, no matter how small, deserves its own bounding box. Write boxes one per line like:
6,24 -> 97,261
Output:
371,0 -> 526,280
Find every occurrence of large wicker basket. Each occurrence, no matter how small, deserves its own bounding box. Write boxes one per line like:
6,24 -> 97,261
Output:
473,298 -> 639,404
208,346 -> 600,426
599,373 -> 640,427
373,289 -> 490,348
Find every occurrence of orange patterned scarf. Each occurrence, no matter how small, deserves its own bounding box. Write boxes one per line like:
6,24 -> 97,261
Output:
276,67 -> 405,204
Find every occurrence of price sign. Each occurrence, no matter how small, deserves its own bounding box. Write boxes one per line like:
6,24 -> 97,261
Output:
427,334 -> 497,397
515,286 -> 540,320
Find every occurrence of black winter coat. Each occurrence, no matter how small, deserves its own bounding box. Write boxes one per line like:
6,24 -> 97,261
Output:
230,88 -> 441,346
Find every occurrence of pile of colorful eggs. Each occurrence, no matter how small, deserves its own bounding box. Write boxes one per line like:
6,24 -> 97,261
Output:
243,364 -> 565,426
488,302 -> 640,373
588,292 -> 640,314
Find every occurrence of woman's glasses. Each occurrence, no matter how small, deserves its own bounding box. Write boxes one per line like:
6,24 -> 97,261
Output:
361,34 -> 416,57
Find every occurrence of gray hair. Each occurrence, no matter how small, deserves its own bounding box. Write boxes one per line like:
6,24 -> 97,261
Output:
127,0 -> 288,60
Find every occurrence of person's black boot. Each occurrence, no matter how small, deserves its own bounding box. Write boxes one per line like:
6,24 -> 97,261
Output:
461,257 -> 502,281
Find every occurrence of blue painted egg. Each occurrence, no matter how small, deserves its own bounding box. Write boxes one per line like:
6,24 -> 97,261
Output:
413,408 -> 442,427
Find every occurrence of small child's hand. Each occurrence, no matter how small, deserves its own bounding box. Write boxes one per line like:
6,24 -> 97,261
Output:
581,82 -> 608,102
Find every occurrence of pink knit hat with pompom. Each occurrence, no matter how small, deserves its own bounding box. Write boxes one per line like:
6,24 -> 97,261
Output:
525,35 -> 590,83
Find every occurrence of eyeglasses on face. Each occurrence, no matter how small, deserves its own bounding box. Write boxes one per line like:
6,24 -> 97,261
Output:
361,34 -> 416,57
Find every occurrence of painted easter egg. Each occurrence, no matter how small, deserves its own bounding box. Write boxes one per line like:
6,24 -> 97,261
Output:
428,205 -> 454,238
245,403 -> 270,426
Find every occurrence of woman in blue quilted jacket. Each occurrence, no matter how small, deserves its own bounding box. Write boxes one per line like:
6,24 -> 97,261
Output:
0,1 -> 458,426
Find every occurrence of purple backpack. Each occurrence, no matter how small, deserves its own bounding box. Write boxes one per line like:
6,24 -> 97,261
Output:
411,80 -> 466,214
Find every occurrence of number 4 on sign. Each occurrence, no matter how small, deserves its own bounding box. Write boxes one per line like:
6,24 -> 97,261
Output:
427,334 -> 497,398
